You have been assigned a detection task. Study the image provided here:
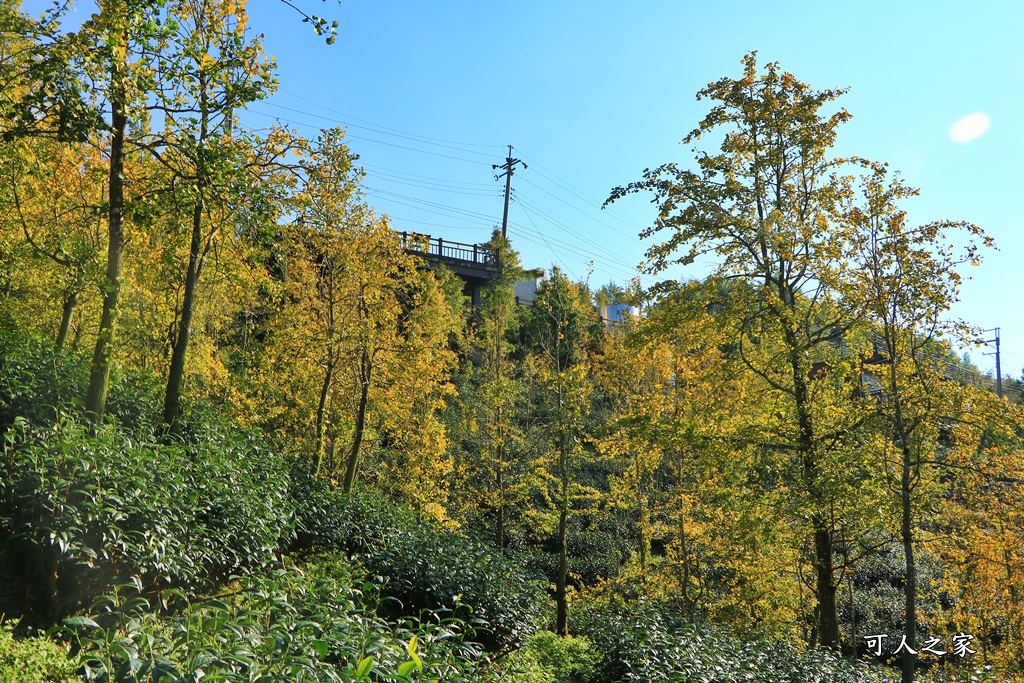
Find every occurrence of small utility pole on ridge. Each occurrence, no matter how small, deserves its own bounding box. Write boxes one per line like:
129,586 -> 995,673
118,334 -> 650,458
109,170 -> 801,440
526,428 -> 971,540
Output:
493,145 -> 526,239
981,327 -> 1003,399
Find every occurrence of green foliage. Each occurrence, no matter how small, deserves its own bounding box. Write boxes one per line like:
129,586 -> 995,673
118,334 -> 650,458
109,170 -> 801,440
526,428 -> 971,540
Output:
292,484 -> 545,651
575,602 -> 897,683
0,622 -> 77,683
499,631 -> 600,683
62,558 -> 490,682
363,526 -> 544,652
291,476 -> 418,554
0,332 -> 89,428
0,416 -> 293,625
0,332 -> 161,433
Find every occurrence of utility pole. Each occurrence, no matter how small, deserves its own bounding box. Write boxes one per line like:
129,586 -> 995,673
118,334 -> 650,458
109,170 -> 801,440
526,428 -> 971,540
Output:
981,327 -> 1003,399
493,145 -> 526,239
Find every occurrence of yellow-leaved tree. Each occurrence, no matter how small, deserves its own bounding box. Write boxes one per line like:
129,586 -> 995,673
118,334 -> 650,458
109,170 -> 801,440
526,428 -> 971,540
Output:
606,53 -> 882,648
276,128 -> 464,518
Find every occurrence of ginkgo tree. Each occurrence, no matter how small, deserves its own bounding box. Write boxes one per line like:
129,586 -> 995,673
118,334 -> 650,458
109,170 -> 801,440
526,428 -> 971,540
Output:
0,138 -> 106,351
842,162 -> 995,682
284,129 -> 464,507
521,267 -> 602,636
139,0 -> 281,432
607,53 -> 879,648
453,231 -> 528,546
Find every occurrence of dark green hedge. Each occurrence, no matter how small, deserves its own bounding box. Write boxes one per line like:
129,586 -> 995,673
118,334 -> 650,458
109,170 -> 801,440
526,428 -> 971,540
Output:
293,483 -> 545,652
0,418 -> 294,625
574,602 -> 897,683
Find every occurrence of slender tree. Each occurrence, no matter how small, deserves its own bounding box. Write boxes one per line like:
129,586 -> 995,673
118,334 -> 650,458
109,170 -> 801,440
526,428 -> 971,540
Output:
523,267 -> 598,636
473,230 -> 525,549
843,163 -> 992,681
143,0 -> 278,432
607,53 -> 871,647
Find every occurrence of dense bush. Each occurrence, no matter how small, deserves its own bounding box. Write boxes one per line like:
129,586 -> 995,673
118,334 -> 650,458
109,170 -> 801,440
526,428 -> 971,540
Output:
0,333 -> 90,430
293,483 -> 545,651
0,417 -> 294,625
290,475 -> 418,554
574,601 -> 898,683
0,622 -> 77,683
0,333 -> 161,433
63,557 -> 491,682
498,631 -> 600,683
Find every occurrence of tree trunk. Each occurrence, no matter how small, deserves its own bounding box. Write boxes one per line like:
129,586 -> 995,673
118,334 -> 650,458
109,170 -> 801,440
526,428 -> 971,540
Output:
162,189 -> 204,433
639,481 -> 647,583
343,348 -> 371,494
555,384 -> 570,637
791,342 -> 841,649
55,290 -> 78,353
162,76 -> 211,434
496,438 -> 505,550
901,443 -> 916,683
315,348 -> 335,476
556,504 -> 568,636
814,525 -> 840,648
85,74 -> 127,424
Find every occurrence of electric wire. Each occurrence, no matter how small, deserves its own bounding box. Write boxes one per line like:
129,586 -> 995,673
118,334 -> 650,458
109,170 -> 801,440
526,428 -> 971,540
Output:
360,164 -> 495,190
257,100 -> 499,158
513,195 -> 644,273
518,151 -> 651,234
518,174 -> 644,244
516,200 -> 576,279
235,106 -> 702,288
279,87 -> 505,150
241,107 -> 493,165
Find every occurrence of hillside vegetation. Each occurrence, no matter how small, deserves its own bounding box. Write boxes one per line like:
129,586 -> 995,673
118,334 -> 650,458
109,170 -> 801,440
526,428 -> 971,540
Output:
2,2 -> 1022,682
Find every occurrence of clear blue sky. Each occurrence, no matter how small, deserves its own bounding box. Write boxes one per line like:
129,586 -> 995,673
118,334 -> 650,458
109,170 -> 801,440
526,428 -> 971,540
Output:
42,0 -> 1024,383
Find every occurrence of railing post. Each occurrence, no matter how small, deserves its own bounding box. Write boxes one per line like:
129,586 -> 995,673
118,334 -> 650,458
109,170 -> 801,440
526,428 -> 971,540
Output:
473,244 -> 478,263
437,238 -> 443,257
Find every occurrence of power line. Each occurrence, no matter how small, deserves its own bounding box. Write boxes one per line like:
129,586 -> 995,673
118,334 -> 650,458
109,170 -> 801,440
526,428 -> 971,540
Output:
241,107 -> 493,165
257,101 -> 499,158
519,174 -> 643,243
360,163 -> 495,189
518,151 -> 650,234
236,104 -> 673,289
279,87 -> 504,150
513,195 -> 643,273
513,202 -> 576,280
364,174 -> 499,197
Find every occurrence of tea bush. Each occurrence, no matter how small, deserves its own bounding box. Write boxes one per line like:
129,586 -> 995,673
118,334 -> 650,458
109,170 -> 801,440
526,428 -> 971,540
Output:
498,631 -> 600,683
0,333 -> 89,430
0,622 -> 77,683
63,557 -> 492,682
292,483 -> 545,651
574,601 -> 898,683
0,333 -> 160,434
0,417 -> 294,625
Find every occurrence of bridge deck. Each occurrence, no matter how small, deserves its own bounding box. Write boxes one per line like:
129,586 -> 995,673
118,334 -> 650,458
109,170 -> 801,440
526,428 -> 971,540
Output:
399,232 -> 501,284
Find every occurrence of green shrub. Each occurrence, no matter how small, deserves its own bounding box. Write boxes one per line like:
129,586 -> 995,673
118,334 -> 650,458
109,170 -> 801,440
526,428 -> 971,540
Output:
499,631 -> 600,683
0,334 -> 89,430
0,622 -> 77,683
63,559 -> 492,682
575,601 -> 898,683
292,484 -> 545,652
0,417 -> 294,625
0,333 -> 160,434
290,476 -> 417,555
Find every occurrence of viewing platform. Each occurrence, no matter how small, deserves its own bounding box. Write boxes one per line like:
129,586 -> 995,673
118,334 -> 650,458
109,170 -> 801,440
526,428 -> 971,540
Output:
399,232 -> 501,305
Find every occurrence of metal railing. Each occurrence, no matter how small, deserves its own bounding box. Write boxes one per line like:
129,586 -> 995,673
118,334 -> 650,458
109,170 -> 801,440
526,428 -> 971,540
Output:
399,232 -> 499,268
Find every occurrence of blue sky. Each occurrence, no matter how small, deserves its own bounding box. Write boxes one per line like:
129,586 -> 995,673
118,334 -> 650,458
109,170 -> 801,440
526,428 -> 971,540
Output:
39,0 -> 1024,384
